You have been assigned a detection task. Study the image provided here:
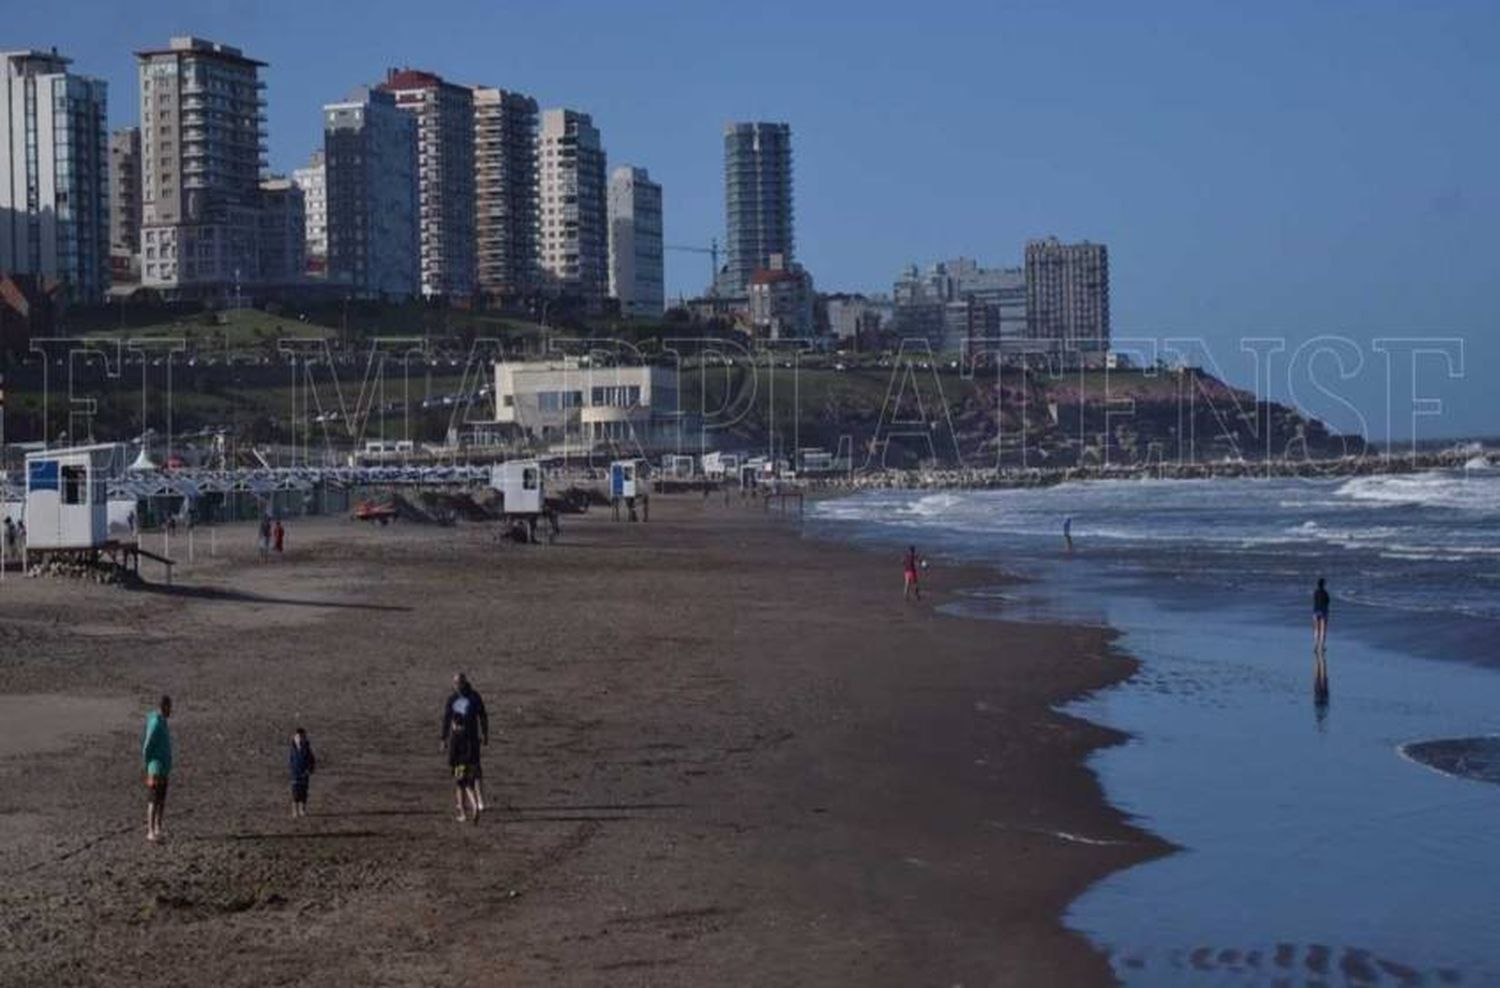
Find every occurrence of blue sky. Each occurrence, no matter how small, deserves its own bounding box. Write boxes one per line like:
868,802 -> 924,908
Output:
18,0 -> 1500,439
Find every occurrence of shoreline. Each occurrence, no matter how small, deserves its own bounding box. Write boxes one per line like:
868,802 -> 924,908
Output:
0,497 -> 1165,985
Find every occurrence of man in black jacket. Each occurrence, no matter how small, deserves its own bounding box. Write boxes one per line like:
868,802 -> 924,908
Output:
441,673 -> 489,812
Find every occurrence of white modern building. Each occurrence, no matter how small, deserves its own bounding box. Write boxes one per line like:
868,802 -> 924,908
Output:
494,360 -> 683,450
291,149 -> 326,272
538,109 -> 607,304
378,68 -> 475,299
607,165 -> 663,317
473,86 -> 539,302
323,87 -> 418,298
136,37 -> 266,297
894,257 -> 1026,351
0,49 -> 109,303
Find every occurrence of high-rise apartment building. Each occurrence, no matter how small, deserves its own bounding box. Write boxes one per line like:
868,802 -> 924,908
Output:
256,177 -> 305,286
109,127 -> 142,265
607,166 -> 663,317
135,37 -> 266,296
538,108 -> 607,303
323,86 -> 418,298
1024,238 -> 1110,351
292,149 -> 326,272
377,68 -> 475,299
0,49 -> 109,303
473,86 -> 538,303
723,121 -> 792,295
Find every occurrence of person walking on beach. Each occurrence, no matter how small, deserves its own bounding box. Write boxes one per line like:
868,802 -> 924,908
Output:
1313,577 -> 1331,651
1063,516 -> 1074,553
273,519 -> 285,557
447,713 -> 481,824
141,695 -> 173,843
288,727 -> 316,818
441,674 -> 490,813
903,545 -> 923,601
258,515 -> 272,562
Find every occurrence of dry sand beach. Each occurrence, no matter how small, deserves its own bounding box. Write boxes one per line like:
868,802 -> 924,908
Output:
0,497 -> 1162,986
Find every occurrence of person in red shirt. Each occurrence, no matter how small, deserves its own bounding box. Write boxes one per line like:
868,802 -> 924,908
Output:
273,519 -> 285,556
903,545 -> 922,601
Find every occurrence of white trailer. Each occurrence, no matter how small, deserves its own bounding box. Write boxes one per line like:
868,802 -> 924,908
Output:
24,444 -> 120,551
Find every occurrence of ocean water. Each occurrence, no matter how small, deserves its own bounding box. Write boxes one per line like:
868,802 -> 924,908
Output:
808,465 -> 1500,986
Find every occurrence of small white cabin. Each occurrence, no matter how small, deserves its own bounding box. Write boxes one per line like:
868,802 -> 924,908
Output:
660,454 -> 695,480
491,460 -> 544,515
701,452 -> 739,480
609,459 -> 645,499
24,444 -> 121,551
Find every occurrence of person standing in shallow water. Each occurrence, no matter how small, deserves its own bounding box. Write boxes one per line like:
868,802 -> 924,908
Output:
1313,577 -> 1331,651
903,545 -> 922,601
141,695 -> 173,843
1063,516 -> 1074,553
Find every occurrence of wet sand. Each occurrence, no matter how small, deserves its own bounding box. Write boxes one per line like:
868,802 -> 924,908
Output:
0,496 -> 1162,986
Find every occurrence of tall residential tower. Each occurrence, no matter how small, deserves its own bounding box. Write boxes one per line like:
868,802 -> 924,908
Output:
1024,238 -> 1110,351
722,121 -> 792,294
292,149 -> 326,273
108,126 -> 142,274
378,68 -> 475,299
538,108 -> 607,303
473,86 -> 539,303
323,87 -> 418,298
607,166 -> 663,317
135,37 -> 266,297
0,49 -> 109,303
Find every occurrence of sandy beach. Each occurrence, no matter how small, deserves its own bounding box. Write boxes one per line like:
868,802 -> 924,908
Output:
0,496 -> 1162,986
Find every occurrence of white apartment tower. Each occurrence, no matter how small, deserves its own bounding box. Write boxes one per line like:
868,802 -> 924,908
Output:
0,49 -> 109,303
135,37 -> 266,297
607,166 -> 663,317
377,68 -> 475,299
292,149 -> 326,272
538,108 -> 607,303
473,87 -> 539,302
323,87 -> 418,298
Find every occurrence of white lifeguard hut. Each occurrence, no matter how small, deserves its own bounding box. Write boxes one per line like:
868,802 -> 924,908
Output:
491,459 -> 544,516
609,459 -> 650,522
609,459 -> 643,500
24,444 -> 121,551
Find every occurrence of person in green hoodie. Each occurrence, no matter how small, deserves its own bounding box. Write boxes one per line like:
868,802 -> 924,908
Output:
142,695 -> 173,843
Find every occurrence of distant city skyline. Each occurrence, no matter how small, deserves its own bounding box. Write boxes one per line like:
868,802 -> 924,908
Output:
5,2 -> 1499,436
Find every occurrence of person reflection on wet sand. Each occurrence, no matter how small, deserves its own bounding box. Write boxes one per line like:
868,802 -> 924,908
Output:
1313,648 -> 1330,725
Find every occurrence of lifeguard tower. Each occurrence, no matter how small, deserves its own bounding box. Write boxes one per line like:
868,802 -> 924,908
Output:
23,444 -> 173,579
609,459 -> 649,522
24,444 -> 118,552
490,459 -> 551,542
